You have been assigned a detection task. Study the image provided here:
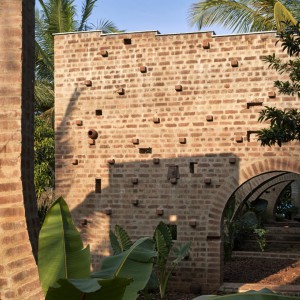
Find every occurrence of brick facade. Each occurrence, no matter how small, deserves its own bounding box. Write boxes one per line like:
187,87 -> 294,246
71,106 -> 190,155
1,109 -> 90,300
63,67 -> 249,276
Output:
54,30 -> 300,293
0,1 -> 42,299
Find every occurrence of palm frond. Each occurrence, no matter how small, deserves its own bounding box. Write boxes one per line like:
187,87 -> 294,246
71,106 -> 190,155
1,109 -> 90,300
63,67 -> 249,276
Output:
78,0 -> 97,31
93,18 -> 121,33
274,1 -> 297,31
188,0 -> 278,33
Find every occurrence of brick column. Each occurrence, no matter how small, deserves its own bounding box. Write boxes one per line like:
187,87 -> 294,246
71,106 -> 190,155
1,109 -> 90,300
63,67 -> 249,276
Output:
0,1 -> 42,299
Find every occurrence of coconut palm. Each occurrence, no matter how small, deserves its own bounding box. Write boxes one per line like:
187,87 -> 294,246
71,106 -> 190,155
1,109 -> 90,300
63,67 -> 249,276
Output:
34,0 -> 119,211
189,0 -> 299,34
35,0 -> 119,117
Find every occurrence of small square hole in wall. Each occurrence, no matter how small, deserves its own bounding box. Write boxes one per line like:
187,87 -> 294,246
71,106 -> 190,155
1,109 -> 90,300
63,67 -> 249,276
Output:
95,179 -> 101,193
167,224 -> 177,240
95,109 -> 102,116
189,162 -> 197,174
124,38 -> 132,45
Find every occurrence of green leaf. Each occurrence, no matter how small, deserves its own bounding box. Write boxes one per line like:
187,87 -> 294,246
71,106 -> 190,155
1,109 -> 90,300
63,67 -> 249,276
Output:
45,277 -> 132,300
155,222 -> 173,251
92,237 -> 156,300
38,197 -> 91,294
172,242 -> 191,265
154,229 -> 169,264
109,224 -> 133,254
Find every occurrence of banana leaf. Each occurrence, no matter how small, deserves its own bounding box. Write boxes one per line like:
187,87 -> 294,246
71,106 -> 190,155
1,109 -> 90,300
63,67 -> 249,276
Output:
192,289 -> 299,300
110,224 -> 133,254
45,277 -> 132,300
92,237 -> 156,300
38,197 -> 90,294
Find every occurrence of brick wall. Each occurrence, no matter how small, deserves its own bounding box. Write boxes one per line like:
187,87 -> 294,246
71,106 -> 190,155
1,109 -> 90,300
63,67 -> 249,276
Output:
0,1 -> 42,299
54,30 -> 300,293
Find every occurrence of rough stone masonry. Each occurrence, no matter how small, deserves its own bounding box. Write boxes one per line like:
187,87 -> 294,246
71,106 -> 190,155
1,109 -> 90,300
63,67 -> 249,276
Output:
54,30 -> 300,293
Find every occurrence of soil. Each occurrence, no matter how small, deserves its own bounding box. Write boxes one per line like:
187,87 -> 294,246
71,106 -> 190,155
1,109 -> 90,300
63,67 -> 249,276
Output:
224,257 -> 300,285
138,257 -> 300,300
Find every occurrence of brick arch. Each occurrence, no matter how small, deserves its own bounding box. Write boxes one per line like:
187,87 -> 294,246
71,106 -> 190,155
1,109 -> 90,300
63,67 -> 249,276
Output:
207,158 -> 300,237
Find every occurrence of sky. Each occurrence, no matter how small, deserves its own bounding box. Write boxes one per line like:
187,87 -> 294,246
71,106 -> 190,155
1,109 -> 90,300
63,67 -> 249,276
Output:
37,0 -> 230,35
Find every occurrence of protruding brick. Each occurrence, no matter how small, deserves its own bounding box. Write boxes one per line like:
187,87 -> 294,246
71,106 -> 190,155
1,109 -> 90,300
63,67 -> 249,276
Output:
84,80 -> 92,87
132,138 -> 139,145
100,50 -> 108,57
104,207 -> 112,215
204,178 -> 211,185
132,178 -> 139,185
107,159 -> 115,165
156,207 -> 164,216
75,120 -> 83,126
170,178 -> 177,184
206,115 -> 213,122
179,137 -> 186,144
235,136 -> 243,143
175,85 -> 183,91
131,199 -> 139,206
153,158 -> 160,164
231,59 -> 239,67
117,88 -> 125,95
153,117 -> 160,123
229,157 -> 236,164
140,66 -> 147,73
72,159 -> 78,165
189,219 -> 197,227
203,40 -> 210,49
88,139 -> 95,145
268,91 -> 276,98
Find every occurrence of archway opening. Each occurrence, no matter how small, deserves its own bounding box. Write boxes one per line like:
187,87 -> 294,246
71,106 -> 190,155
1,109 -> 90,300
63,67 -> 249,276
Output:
221,171 -> 300,292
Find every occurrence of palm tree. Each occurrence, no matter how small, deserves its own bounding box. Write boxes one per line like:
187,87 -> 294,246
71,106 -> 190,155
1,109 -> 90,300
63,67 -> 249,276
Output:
35,0 -> 119,118
189,0 -> 298,34
34,0 -> 119,212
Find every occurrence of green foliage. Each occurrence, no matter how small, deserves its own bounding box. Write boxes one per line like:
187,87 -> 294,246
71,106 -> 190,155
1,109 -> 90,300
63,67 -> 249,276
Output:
276,183 -> 298,219
93,238 -> 156,300
152,222 -> 191,299
188,0 -> 299,34
223,196 -> 269,259
38,197 -> 91,295
192,288 -> 299,300
34,116 -> 54,199
109,224 -> 133,255
258,23 -> 300,146
45,277 -> 131,300
254,228 -> 268,251
39,197 -> 156,300
108,222 -> 191,299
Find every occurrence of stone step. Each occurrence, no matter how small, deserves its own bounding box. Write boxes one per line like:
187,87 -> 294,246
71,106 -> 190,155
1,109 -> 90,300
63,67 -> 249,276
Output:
219,283 -> 300,296
232,251 -> 300,260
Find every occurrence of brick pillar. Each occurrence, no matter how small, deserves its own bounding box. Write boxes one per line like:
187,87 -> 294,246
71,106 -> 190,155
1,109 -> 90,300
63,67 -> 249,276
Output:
0,1 -> 42,299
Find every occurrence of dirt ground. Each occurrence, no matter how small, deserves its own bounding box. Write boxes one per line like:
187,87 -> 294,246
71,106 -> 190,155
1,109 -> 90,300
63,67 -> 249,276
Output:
224,257 -> 300,285
138,257 -> 300,299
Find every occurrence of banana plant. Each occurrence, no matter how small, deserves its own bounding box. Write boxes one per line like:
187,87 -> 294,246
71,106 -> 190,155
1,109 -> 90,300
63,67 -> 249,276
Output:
38,197 -> 91,294
39,197 -> 156,300
154,222 -> 191,299
110,222 -> 192,299
93,237 -> 156,300
45,277 -> 131,300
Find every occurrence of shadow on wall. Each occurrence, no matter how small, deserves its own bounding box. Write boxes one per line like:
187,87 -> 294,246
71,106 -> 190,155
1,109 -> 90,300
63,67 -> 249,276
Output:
69,153 -> 239,289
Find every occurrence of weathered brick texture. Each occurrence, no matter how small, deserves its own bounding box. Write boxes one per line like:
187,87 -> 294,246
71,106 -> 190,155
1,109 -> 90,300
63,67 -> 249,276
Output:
0,1 -> 42,299
54,30 -> 300,293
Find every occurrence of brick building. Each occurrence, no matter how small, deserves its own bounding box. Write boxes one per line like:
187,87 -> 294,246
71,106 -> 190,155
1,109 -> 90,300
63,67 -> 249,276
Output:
54,30 -> 300,292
